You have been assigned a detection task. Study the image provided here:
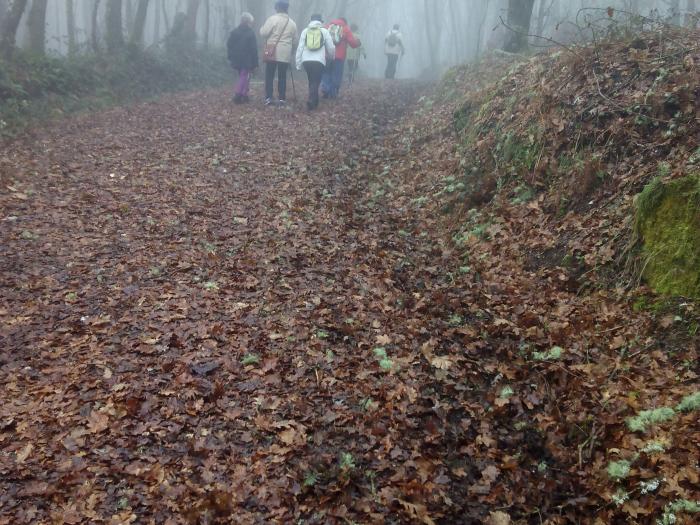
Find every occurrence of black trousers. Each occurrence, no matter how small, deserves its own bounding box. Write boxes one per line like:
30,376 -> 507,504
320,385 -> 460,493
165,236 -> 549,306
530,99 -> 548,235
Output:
304,61 -> 325,109
265,61 -> 288,100
385,54 -> 399,79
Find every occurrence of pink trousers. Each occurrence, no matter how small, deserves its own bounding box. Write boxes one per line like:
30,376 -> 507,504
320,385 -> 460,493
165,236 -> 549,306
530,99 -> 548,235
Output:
235,69 -> 251,97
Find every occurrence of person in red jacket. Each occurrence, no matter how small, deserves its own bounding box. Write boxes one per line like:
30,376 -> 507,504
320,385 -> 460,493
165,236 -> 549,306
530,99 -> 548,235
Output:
320,17 -> 360,99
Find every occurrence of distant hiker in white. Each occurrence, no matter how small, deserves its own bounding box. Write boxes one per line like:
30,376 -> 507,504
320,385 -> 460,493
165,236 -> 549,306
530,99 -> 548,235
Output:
384,24 -> 405,79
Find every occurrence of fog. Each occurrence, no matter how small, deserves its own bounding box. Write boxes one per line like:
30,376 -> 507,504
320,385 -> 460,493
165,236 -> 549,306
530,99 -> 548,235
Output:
2,0 -> 698,78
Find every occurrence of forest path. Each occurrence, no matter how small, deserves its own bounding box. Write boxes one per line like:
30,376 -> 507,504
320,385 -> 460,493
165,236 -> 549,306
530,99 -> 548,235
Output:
1,81 -> 493,524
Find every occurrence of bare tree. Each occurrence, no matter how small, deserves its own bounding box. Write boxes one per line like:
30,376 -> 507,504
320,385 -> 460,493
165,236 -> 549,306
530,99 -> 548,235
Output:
130,0 -> 151,47
0,0 -> 29,57
106,0 -> 124,52
66,0 -> 77,55
153,0 -> 161,43
685,0 -> 697,26
25,0 -> 49,55
535,0 -> 555,36
423,0 -> 440,72
504,0 -> 536,52
161,0 -> 170,34
91,0 -> 103,53
125,0 -> 135,37
203,0 -> 210,48
0,0 -> 8,25
668,0 -> 681,24
184,0 -> 201,42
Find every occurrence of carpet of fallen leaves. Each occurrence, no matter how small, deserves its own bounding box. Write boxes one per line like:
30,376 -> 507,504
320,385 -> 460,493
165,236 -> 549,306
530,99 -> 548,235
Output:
1,33 -> 699,525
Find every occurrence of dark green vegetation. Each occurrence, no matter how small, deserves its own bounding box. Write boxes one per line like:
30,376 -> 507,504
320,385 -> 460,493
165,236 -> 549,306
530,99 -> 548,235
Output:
0,49 -> 229,136
636,174 -> 700,299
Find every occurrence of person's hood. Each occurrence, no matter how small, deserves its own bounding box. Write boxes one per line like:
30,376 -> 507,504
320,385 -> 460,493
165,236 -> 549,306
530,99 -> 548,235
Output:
329,18 -> 349,29
307,20 -> 324,29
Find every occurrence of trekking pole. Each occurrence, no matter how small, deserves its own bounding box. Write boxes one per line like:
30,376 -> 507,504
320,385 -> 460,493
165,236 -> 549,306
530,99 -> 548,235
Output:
289,66 -> 297,102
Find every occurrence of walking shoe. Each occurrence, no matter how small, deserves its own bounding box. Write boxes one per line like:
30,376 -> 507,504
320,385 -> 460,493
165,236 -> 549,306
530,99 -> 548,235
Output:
306,101 -> 314,111
278,99 -> 287,107
233,94 -> 243,104
264,98 -> 274,106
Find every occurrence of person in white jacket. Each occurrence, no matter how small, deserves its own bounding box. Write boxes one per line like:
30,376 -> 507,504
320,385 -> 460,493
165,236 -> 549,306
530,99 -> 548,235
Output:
385,24 -> 405,79
296,15 -> 336,111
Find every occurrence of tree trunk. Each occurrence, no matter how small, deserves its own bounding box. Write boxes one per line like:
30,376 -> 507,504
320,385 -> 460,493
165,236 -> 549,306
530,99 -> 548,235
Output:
125,0 -> 134,36
25,0 -> 49,55
669,0 -> 681,25
184,0 -> 201,42
92,0 -> 102,53
105,0 -> 124,52
423,0 -> 439,73
161,0 -> 170,33
153,0 -> 160,43
0,0 -> 8,25
244,0 -> 264,31
130,0 -> 150,47
685,0 -> 697,27
203,0 -> 209,49
476,0 -> 491,58
66,0 -> 77,55
504,0 -> 536,52
0,0 -> 28,57
535,0 -> 550,36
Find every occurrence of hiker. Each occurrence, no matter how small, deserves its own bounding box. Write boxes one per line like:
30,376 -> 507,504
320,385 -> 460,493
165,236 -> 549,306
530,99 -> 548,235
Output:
346,23 -> 367,84
385,24 -> 405,80
227,12 -> 258,104
296,15 -> 336,111
260,0 -> 298,106
320,17 -> 360,99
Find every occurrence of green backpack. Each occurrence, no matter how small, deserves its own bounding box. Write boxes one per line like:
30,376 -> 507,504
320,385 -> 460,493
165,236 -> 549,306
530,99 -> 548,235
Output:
306,27 -> 324,51
328,23 -> 344,45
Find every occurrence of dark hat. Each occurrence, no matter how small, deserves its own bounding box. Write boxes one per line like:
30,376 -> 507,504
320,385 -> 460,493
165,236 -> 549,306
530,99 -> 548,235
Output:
311,14 -> 323,22
275,0 -> 290,8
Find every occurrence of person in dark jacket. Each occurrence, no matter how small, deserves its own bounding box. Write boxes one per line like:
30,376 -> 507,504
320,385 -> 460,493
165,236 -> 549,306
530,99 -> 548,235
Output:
227,12 -> 258,104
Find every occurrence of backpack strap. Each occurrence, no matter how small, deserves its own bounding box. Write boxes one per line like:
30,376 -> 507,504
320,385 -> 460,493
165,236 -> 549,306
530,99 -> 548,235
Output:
272,15 -> 290,49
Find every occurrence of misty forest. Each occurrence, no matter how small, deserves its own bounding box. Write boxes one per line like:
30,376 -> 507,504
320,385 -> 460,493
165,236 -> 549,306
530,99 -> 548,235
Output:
1,0 -> 699,523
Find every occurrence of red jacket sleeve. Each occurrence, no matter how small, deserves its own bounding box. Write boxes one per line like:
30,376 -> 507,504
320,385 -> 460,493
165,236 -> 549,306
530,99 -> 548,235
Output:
345,27 -> 360,49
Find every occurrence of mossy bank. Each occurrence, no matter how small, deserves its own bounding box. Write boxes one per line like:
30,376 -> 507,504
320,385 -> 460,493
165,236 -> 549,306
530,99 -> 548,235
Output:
636,173 -> 700,299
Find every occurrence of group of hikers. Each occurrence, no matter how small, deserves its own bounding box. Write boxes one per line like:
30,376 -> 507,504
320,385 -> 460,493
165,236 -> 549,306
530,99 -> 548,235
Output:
226,0 -> 405,110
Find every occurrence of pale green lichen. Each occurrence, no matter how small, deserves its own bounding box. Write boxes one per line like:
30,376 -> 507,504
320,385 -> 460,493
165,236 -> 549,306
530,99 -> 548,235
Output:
532,346 -> 564,361
639,478 -> 661,494
641,440 -> 668,455
676,391 -> 700,412
373,347 -> 388,359
658,499 -> 700,525
607,459 -> 632,480
499,386 -> 515,399
379,358 -> 394,370
635,174 -> 700,299
612,488 -> 630,506
626,407 -> 676,432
